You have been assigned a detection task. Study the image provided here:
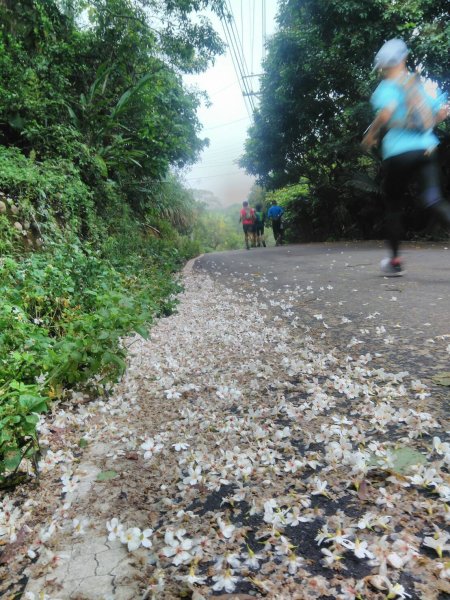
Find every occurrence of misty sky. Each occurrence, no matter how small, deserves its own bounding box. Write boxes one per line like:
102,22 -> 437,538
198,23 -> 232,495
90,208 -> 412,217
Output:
183,1 -> 278,206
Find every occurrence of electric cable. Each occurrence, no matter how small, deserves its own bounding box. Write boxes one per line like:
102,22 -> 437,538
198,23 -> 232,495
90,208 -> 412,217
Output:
221,0 -> 256,114
240,0 -> 243,56
226,0 -> 256,111
209,81 -> 239,97
202,115 -> 251,130
189,161 -> 242,168
221,17 -> 254,115
262,0 -> 266,60
251,0 -> 255,74
185,170 -> 249,181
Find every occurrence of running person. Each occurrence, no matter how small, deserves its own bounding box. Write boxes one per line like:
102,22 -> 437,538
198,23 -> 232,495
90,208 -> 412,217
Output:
362,38 -> 450,276
254,203 -> 267,247
239,200 -> 256,250
267,199 -> 284,246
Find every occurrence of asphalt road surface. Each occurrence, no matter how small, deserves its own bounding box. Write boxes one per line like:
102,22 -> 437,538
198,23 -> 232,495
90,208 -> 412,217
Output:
195,241 -> 450,383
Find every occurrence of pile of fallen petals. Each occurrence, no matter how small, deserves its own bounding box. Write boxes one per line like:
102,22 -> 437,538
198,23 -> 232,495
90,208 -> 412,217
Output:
1,266 -> 450,600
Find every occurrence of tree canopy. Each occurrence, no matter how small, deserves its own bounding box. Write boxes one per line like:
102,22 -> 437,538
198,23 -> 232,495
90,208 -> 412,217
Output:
0,0 -> 226,207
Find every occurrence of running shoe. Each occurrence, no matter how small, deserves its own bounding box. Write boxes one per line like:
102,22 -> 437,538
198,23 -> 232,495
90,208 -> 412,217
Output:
380,257 -> 405,277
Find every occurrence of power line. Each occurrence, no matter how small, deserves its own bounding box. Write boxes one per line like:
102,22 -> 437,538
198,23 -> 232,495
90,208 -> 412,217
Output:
200,144 -> 243,155
221,15 -> 254,115
220,0 -> 256,115
240,0 -> 243,57
251,0 -> 255,74
185,170 -> 249,181
262,0 -> 266,61
209,81 -> 239,97
227,0 -> 256,111
189,160 -> 241,168
202,115 -> 251,131
219,0 -> 268,116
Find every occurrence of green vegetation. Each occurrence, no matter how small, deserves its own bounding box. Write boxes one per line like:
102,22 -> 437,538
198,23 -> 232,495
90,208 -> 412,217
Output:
193,203 -> 244,252
241,0 -> 450,241
0,0 -> 228,486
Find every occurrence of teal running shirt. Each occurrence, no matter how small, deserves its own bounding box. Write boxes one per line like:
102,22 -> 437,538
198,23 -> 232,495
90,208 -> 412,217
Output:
371,76 -> 446,160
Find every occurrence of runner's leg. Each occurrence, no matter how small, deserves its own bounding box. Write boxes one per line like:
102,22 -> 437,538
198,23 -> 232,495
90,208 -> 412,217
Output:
383,155 -> 410,259
418,153 -> 450,226
272,221 -> 281,245
243,225 -> 250,249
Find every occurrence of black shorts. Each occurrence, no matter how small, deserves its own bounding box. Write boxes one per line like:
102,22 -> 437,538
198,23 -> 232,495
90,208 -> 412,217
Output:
243,224 -> 255,234
383,150 -> 442,209
255,224 -> 264,235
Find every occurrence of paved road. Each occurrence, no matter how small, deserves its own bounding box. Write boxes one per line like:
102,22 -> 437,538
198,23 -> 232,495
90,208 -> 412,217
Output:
195,241 -> 450,382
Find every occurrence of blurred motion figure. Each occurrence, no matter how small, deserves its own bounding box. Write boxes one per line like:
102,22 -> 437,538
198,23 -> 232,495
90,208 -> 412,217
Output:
362,38 -> 450,276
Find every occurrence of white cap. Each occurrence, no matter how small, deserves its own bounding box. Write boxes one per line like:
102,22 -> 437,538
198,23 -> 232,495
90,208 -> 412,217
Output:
373,39 -> 409,71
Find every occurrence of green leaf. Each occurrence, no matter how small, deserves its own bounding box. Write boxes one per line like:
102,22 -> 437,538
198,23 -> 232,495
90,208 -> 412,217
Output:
66,104 -> 78,124
4,451 -> 23,471
102,352 -> 126,373
134,325 -> 149,339
111,72 -> 153,119
112,89 -> 133,117
432,372 -> 450,387
97,330 -> 111,340
78,438 -> 89,448
8,114 -> 26,131
389,447 -> 427,474
25,414 -> 39,425
96,470 -> 118,481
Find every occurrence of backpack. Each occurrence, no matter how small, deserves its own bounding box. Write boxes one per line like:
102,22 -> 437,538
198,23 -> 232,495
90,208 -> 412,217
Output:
244,207 -> 254,221
392,73 -> 435,132
255,211 -> 263,224
270,206 -> 282,222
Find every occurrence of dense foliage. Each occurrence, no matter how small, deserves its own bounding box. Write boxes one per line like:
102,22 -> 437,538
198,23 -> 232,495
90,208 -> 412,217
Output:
0,0 -> 227,485
241,0 -> 450,241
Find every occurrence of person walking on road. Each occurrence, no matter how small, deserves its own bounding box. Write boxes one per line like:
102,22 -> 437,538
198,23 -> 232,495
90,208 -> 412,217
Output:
362,38 -> 450,276
267,199 -> 284,246
239,200 -> 256,250
254,203 -> 267,247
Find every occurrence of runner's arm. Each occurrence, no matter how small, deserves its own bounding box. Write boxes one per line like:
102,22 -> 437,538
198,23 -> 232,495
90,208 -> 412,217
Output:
361,106 -> 395,150
435,104 -> 449,126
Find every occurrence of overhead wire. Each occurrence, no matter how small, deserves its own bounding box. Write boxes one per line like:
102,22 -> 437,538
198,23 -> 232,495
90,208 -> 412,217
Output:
226,29 -> 254,113
262,0 -> 266,60
227,0 -> 256,112
209,81 -> 239,97
202,115 -> 251,131
220,0 -> 256,115
250,0 -> 255,74
185,171 -> 249,181
189,161 -> 242,168
220,17 -> 252,116
188,0 -> 271,189
240,0 -> 243,56
198,146 -> 246,154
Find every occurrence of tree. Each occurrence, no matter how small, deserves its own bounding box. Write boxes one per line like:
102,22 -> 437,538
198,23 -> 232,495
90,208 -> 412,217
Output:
0,0 -> 227,210
240,0 -> 450,240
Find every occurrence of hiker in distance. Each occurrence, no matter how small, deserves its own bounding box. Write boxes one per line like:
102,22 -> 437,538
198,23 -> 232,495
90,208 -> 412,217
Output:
362,38 -> 450,277
267,199 -> 284,246
254,203 -> 267,247
239,200 -> 256,250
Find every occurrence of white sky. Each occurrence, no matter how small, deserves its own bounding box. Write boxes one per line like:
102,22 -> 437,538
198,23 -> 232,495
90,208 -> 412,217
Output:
183,0 -> 278,206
